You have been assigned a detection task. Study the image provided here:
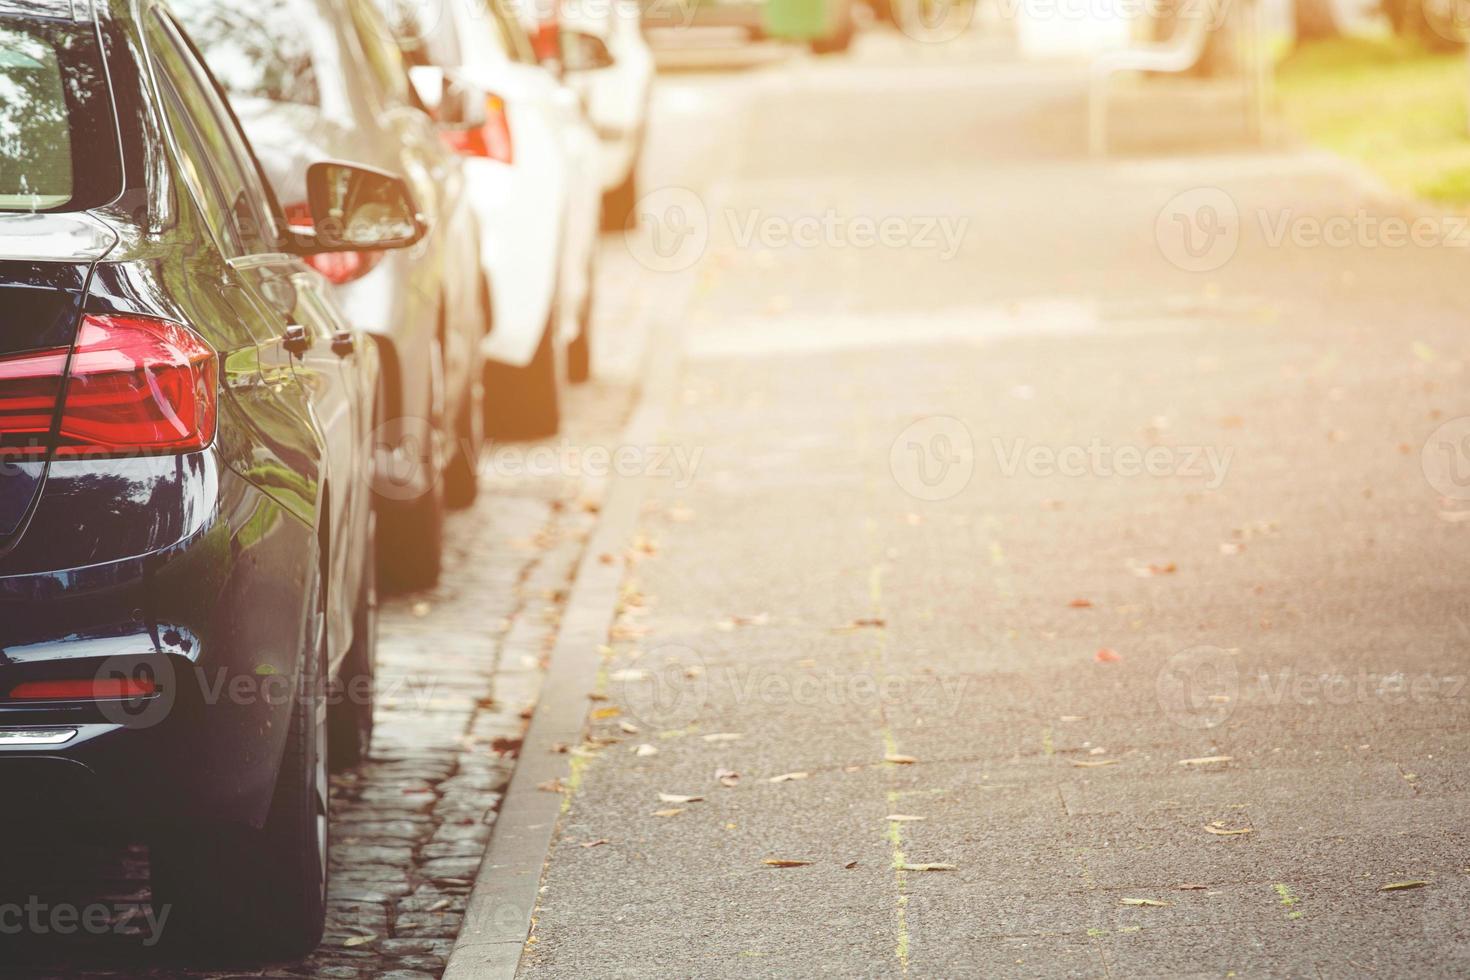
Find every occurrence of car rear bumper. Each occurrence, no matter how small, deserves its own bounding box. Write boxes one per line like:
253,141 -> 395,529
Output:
0,458 -> 318,832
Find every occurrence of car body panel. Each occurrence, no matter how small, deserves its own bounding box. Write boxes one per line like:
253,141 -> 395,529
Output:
0,0 -> 379,832
424,0 -> 601,368
563,0 -> 654,191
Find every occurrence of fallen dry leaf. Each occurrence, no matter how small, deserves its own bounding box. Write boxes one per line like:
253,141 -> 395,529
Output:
763,859 -> 811,868
652,808 -> 685,817
1094,648 -> 1123,664
715,768 -> 741,787
537,779 -> 565,794
1120,898 -> 1169,907
1203,823 -> 1252,836
1178,755 -> 1233,766
343,935 -> 376,948
898,863 -> 956,872
635,744 -> 659,757
658,792 -> 704,804
832,617 -> 887,632
1072,759 -> 1120,768
580,839 -> 609,849
619,721 -> 640,735
1130,562 -> 1177,578
885,754 -> 918,765
885,815 -> 926,822
1379,880 -> 1430,892
716,613 -> 770,631
1177,884 -> 1209,891
1068,598 -> 1094,609
844,861 -> 859,869
702,732 -> 743,743
769,772 -> 809,783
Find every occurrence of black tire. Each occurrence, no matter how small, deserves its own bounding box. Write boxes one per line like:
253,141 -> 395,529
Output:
378,341 -> 446,592
568,256 -> 595,385
602,163 -> 639,232
329,510 -> 376,770
484,316 -> 560,440
152,585 -> 330,961
446,282 -> 489,508
444,362 -> 484,509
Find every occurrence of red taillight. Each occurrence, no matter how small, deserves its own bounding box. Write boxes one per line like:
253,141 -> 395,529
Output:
0,315 -> 216,460
532,20 -> 560,63
55,315 -> 216,458
8,678 -> 157,700
0,346 -> 69,458
285,203 -> 384,285
439,95 -> 514,165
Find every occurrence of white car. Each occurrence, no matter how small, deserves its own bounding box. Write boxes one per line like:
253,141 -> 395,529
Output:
559,0 -> 655,229
397,0 -> 605,438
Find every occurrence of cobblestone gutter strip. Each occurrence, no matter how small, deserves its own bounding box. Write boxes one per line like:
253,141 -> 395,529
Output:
445,305 -> 692,980
309,491 -> 599,979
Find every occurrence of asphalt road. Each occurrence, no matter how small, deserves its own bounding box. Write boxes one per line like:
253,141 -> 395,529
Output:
517,28 -> 1470,980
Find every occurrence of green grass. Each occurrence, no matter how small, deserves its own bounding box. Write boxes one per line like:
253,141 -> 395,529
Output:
1277,36 -> 1470,206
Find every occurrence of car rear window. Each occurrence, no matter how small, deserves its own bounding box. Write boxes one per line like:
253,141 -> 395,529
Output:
0,20 -> 120,212
167,0 -> 320,107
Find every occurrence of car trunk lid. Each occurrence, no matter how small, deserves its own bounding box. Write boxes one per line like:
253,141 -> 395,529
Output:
0,211 -> 115,542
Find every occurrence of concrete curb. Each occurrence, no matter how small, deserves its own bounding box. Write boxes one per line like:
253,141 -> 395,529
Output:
442,264 -> 698,980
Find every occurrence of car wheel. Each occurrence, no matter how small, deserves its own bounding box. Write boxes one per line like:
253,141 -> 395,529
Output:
568,258 -> 595,385
445,344 -> 485,509
484,313 -> 560,440
329,507 -> 376,770
602,163 -> 639,232
151,584 -> 330,960
379,341 -> 446,592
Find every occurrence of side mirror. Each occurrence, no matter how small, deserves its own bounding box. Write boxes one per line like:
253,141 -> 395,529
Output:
408,65 -> 446,116
560,30 -> 615,72
293,161 -> 426,253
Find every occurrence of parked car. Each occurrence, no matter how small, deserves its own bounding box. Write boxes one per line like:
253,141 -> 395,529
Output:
383,0 -> 604,437
0,0 -> 417,957
170,0 -> 491,589
559,0 -> 655,229
641,0 -> 854,52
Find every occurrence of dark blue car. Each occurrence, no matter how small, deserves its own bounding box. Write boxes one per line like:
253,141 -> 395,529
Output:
0,0 -> 423,957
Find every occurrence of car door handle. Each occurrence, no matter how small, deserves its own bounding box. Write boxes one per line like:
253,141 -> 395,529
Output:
331,330 -> 355,357
282,323 -> 311,355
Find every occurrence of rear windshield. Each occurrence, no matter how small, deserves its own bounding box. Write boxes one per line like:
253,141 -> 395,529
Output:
168,0 -> 320,107
0,19 -> 120,212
